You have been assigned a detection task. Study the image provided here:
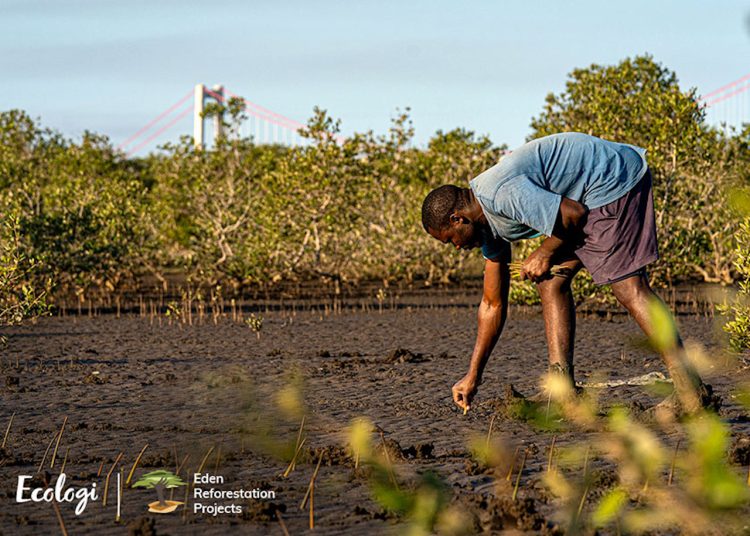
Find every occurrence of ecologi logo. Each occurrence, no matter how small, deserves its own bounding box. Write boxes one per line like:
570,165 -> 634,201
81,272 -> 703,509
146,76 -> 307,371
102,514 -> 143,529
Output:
132,470 -> 186,513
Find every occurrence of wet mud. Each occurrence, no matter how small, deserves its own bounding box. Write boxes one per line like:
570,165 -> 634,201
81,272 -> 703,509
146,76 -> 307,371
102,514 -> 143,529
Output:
0,293 -> 748,534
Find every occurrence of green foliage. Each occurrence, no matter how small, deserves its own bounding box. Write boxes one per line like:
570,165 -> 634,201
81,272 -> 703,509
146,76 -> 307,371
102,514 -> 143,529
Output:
346,418 -> 454,536
0,110 -> 153,294
2,54 -> 750,301
685,414 -> 748,509
146,105 -> 496,288
721,213 -> 750,353
590,487 -> 627,528
0,210 -> 48,326
538,371 -> 750,534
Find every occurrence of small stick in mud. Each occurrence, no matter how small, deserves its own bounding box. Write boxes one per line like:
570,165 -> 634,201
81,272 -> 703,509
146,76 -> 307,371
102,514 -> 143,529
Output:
126,443 -> 149,486
577,485 -> 589,517
293,416 -> 306,466
463,406 -> 468,415
506,446 -> 521,481
2,412 -> 15,449
44,475 -> 69,536
60,447 -> 70,475
486,415 -> 496,449
176,454 -> 190,475
288,432 -> 306,474
283,437 -> 307,478
50,416 -> 68,469
97,460 -> 105,478
182,479 -> 191,523
116,469 -> 122,522
300,451 -> 324,510
102,452 -> 123,507
197,446 -> 215,474
582,445 -> 591,476
668,439 -> 681,486
38,432 -> 58,474
214,444 -> 222,473
547,435 -> 557,473
378,430 -> 399,490
277,510 -> 291,536
309,479 -> 315,529
512,449 -> 528,501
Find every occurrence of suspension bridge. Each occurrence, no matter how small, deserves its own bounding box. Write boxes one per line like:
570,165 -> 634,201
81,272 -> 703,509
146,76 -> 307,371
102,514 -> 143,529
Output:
118,74 -> 750,157
701,72 -> 750,131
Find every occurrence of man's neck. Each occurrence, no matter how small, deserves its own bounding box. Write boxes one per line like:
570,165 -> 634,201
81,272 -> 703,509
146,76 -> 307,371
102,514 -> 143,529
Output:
466,189 -> 488,226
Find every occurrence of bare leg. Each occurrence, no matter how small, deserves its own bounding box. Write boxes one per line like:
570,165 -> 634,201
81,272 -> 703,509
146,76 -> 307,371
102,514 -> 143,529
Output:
610,272 -> 705,412
537,258 -> 583,389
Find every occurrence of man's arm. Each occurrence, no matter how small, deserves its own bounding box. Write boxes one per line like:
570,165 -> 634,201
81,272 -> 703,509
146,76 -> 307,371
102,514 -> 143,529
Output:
452,258 -> 510,411
521,197 -> 588,282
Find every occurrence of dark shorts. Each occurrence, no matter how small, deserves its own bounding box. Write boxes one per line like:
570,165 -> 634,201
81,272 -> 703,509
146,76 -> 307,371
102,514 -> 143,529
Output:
574,169 -> 659,285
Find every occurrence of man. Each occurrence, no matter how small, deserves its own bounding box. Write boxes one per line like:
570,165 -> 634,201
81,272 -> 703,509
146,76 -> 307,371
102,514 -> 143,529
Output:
421,132 -> 711,414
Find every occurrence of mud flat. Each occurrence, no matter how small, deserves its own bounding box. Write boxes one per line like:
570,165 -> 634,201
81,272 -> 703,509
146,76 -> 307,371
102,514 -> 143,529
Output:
0,291 -> 747,534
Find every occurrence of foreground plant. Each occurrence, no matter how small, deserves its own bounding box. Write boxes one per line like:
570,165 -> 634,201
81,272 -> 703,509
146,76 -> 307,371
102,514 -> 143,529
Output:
346,417 -> 472,536
535,300 -> 750,534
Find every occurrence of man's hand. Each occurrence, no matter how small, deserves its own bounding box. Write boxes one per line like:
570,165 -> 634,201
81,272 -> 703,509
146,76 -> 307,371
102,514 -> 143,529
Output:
520,247 -> 553,283
452,373 -> 479,411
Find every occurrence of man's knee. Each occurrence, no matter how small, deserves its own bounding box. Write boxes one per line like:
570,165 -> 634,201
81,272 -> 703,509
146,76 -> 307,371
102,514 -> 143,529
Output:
537,276 -> 572,299
611,275 -> 652,308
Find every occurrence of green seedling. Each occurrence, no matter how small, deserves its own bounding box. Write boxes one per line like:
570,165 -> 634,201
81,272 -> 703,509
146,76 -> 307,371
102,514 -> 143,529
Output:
245,313 -> 263,339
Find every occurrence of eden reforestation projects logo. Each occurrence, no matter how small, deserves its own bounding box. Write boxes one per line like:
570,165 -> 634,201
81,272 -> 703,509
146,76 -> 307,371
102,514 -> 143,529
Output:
132,470 -> 187,514
12,467 -> 277,519
133,470 -> 278,516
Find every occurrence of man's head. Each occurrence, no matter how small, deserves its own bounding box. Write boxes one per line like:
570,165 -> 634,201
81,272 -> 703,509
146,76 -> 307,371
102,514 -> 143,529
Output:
421,185 -> 485,250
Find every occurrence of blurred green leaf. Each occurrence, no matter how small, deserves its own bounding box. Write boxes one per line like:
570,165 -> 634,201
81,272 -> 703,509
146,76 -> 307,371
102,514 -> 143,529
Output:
591,487 -> 628,527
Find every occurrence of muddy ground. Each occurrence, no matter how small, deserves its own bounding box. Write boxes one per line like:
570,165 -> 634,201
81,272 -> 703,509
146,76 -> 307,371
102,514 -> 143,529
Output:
0,291 -> 748,535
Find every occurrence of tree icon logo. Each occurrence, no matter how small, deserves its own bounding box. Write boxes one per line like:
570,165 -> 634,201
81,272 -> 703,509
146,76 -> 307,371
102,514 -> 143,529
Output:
132,470 -> 187,513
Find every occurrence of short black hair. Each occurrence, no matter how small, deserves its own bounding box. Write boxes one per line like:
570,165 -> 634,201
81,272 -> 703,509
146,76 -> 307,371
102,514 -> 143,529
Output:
421,185 -> 467,232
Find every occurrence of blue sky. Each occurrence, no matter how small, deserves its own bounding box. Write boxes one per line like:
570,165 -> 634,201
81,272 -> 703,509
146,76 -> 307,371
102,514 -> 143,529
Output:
2,0 -> 749,154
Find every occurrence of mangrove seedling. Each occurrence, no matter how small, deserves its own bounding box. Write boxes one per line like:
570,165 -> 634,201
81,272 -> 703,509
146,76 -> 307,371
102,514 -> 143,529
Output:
246,313 -> 263,339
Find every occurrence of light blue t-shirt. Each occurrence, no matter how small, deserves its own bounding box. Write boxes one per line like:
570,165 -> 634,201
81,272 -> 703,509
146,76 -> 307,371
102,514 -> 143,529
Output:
470,132 -> 648,243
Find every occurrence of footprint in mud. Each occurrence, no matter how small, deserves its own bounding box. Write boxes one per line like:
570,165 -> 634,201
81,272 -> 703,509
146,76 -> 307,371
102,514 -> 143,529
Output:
401,442 -> 435,460
488,384 -> 544,421
299,440 -> 435,468
241,500 -> 286,522
376,437 -> 435,461
352,504 -> 393,521
460,494 -> 561,534
127,516 -> 156,536
729,434 -> 750,465
316,350 -> 363,358
301,445 -> 354,466
384,348 -> 429,364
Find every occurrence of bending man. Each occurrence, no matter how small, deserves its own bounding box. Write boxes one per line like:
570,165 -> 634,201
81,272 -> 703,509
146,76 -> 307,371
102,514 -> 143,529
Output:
421,132 -> 710,414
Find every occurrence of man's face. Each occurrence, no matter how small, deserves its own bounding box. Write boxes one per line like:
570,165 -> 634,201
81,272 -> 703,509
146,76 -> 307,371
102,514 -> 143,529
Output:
428,216 -> 483,251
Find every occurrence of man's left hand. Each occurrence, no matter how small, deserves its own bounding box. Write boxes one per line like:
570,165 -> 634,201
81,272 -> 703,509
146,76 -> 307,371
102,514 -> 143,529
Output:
521,248 -> 553,283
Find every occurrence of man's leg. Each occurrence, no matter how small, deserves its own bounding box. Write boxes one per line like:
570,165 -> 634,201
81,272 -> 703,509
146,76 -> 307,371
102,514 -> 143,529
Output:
537,257 -> 583,389
610,272 -> 706,412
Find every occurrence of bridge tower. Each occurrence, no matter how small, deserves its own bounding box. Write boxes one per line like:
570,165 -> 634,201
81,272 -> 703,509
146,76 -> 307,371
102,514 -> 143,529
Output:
193,83 -> 225,149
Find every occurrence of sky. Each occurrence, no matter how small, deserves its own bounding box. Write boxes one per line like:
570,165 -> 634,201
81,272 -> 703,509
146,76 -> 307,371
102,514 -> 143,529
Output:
2,0 -> 749,154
